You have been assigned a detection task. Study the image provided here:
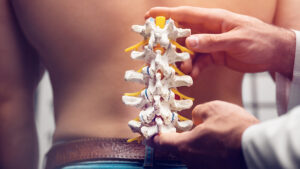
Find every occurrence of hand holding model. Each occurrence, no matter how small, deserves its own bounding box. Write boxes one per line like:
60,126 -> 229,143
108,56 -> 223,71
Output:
146,6 -> 297,169
146,6 -> 296,78
152,101 -> 258,169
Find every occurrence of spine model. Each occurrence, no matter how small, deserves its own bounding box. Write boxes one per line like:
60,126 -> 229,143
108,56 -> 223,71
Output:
123,16 -> 195,143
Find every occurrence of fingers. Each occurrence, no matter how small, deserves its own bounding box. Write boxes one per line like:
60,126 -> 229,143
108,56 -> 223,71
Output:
153,132 -> 179,147
145,6 -> 231,27
186,33 -> 234,53
190,54 -> 214,78
145,7 -> 172,19
180,58 -> 192,74
152,132 -> 189,151
192,102 -> 218,125
181,53 -> 220,79
192,105 -> 205,125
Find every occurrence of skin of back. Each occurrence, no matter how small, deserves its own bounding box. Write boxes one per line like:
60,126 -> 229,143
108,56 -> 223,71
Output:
274,0 -> 300,29
0,1 -> 41,168
9,0 -> 277,142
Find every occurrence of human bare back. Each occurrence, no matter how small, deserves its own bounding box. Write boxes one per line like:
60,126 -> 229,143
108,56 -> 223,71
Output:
0,0 -> 278,168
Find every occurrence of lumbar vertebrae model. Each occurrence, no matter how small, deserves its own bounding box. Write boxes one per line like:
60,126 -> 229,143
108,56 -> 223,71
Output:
122,16 -> 195,143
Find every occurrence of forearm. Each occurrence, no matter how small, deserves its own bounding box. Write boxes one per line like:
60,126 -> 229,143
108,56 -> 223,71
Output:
242,106 -> 300,169
0,94 -> 38,169
243,16 -> 300,167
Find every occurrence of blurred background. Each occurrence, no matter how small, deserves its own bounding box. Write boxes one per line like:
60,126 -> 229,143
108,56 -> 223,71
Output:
35,72 -> 278,169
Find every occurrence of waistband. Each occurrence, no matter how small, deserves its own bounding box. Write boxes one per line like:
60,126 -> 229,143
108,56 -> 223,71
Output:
45,137 -> 180,169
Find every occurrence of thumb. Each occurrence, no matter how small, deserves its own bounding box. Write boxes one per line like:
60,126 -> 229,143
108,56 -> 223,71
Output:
153,132 -> 185,151
186,32 -> 234,53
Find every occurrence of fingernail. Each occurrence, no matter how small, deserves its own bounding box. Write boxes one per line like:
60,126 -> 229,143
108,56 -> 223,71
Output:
187,36 -> 198,48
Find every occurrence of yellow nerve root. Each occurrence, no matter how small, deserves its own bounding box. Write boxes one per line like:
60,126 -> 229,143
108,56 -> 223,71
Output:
171,89 -> 195,101
155,16 -> 166,29
170,40 -> 194,55
170,64 -> 185,76
137,65 -> 146,73
133,117 -> 140,121
178,114 -> 191,121
127,136 -> 143,143
124,88 -> 144,97
124,39 -> 149,52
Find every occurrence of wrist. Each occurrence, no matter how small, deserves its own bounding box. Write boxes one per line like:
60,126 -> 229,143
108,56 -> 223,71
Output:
274,28 -> 296,78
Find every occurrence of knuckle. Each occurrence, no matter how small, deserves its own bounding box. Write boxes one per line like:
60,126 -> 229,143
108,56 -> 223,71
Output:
205,100 -> 224,113
192,104 -> 206,116
204,35 -> 218,44
206,101 -> 217,108
211,100 -> 226,108
192,103 -> 211,120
